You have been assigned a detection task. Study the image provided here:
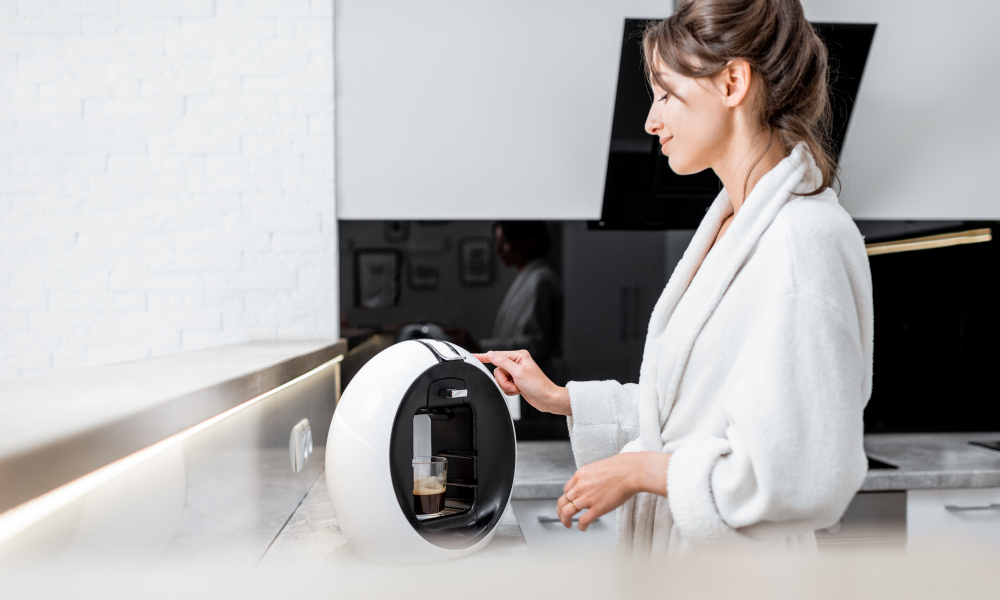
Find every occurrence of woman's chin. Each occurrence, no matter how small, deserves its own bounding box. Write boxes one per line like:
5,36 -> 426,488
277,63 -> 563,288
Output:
666,155 -> 699,176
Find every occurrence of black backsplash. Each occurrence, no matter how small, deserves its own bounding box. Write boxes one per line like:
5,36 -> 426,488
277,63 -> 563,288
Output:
861,221 -> 1000,432
341,219 -> 999,435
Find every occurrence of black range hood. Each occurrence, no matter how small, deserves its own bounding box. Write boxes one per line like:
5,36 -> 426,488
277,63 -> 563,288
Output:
592,20 -> 876,230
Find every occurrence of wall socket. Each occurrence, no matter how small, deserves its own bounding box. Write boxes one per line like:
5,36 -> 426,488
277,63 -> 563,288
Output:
289,418 -> 313,473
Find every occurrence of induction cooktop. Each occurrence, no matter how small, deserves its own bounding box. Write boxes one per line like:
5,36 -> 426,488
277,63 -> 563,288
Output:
969,440 -> 1000,453
867,456 -> 898,470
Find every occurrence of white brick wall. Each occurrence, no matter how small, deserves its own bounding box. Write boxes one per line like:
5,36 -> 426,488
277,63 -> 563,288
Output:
0,0 -> 338,379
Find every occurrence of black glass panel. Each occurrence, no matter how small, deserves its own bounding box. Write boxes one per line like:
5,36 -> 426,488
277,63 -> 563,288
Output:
863,223 -> 1000,433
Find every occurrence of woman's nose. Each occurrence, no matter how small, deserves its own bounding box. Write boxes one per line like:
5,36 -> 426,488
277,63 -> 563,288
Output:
645,110 -> 662,136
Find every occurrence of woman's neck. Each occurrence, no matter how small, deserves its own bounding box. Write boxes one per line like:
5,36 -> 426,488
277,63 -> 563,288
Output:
516,257 -> 535,272
714,130 -> 787,217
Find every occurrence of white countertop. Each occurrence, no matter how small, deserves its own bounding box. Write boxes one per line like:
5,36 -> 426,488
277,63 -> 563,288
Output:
258,471 -> 529,567
0,340 -> 345,514
0,340 -> 339,459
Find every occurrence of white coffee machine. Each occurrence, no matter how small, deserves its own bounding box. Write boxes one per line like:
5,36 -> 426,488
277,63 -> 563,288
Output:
326,339 -> 517,563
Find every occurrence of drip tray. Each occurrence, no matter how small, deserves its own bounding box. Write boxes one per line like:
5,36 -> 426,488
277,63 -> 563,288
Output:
416,507 -> 468,521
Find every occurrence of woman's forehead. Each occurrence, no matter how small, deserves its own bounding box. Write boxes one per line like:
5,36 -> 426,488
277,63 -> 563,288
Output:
652,68 -> 674,86
650,55 -> 679,81
648,55 -> 678,85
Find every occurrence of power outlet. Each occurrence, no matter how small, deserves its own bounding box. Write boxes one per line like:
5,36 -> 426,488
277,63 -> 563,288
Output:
289,418 -> 313,473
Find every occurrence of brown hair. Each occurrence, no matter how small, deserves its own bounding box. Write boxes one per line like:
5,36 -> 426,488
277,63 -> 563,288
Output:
643,0 -> 835,195
494,221 -> 552,259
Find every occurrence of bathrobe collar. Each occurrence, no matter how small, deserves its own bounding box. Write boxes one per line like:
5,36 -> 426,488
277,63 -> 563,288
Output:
637,143 -> 820,450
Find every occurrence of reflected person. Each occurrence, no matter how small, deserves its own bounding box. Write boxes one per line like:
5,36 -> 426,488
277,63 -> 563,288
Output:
449,221 -> 565,384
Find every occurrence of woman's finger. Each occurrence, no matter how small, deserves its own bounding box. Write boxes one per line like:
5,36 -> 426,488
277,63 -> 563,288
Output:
556,495 -> 570,528
577,503 -> 604,532
489,350 -> 526,364
577,511 -> 596,532
492,362 -> 521,387
558,496 -> 576,529
486,351 -> 523,376
493,368 -> 520,394
499,382 -> 520,395
472,353 -> 491,363
559,475 -> 580,528
563,473 -> 578,495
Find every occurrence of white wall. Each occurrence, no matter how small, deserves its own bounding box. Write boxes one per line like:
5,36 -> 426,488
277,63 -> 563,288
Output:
335,0 -> 671,220
0,1 -> 338,379
338,0 -> 1000,222
803,0 -> 1000,219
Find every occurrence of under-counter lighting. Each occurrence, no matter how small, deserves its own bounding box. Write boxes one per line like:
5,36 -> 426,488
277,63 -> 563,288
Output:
0,354 -> 343,549
866,228 -> 993,256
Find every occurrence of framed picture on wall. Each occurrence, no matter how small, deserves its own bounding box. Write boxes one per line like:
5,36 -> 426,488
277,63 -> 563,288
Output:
458,238 -> 494,286
408,260 -> 440,291
355,250 -> 401,308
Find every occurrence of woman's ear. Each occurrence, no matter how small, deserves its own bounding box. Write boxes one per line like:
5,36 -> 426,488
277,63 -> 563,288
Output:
719,59 -> 753,108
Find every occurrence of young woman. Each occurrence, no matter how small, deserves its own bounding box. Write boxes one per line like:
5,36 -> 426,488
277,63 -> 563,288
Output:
476,0 -> 873,558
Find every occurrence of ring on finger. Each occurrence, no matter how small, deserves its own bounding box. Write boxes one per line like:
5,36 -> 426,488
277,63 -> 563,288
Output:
563,493 -> 580,513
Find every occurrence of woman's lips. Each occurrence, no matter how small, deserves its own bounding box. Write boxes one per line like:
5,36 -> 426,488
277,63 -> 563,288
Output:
660,136 -> 672,146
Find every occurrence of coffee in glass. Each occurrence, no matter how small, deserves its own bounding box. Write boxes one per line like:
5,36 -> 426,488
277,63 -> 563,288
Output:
412,456 -> 448,516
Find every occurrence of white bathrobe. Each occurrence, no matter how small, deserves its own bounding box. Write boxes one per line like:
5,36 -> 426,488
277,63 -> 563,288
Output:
566,144 -> 873,558
481,259 -> 564,380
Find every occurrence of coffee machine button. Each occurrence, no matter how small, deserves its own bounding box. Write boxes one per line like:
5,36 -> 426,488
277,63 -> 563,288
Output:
440,389 -> 468,398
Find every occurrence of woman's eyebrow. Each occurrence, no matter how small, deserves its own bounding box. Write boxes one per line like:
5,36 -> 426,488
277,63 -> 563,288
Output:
654,76 -> 681,101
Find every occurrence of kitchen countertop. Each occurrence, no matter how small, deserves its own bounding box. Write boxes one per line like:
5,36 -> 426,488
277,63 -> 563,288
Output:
0,340 -> 346,514
258,442 -> 575,565
512,440 -> 577,499
258,471 -> 530,567
262,434 -> 1000,564
513,434 -> 1000,497
863,432 -> 1000,491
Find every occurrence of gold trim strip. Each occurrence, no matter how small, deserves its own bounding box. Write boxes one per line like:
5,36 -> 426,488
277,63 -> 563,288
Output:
866,228 -> 992,256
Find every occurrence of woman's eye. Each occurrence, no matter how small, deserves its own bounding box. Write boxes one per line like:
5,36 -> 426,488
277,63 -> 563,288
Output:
659,93 -> 669,103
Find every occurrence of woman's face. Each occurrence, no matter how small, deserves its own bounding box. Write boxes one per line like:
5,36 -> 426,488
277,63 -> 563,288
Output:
644,56 -> 731,176
494,227 -> 532,269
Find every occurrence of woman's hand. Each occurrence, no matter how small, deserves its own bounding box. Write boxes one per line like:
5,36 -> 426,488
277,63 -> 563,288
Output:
474,350 -> 571,416
557,451 -> 671,531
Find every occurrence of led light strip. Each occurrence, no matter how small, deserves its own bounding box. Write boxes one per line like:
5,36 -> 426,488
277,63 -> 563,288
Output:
866,228 -> 992,256
0,354 -> 342,548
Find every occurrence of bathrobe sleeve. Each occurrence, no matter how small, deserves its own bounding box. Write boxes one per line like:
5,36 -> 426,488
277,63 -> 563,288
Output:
667,292 -> 869,546
565,381 -> 641,469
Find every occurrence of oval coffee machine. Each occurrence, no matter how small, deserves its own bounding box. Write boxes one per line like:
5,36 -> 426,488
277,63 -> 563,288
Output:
326,339 -> 517,563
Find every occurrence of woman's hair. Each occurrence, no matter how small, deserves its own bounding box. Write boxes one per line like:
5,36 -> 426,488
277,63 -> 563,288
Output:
494,221 -> 552,259
643,0 -> 835,195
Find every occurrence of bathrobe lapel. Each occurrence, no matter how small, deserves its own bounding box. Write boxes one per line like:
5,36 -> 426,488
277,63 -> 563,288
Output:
618,144 -> 817,557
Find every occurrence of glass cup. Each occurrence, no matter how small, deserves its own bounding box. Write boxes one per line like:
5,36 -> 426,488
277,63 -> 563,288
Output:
412,456 -> 448,516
